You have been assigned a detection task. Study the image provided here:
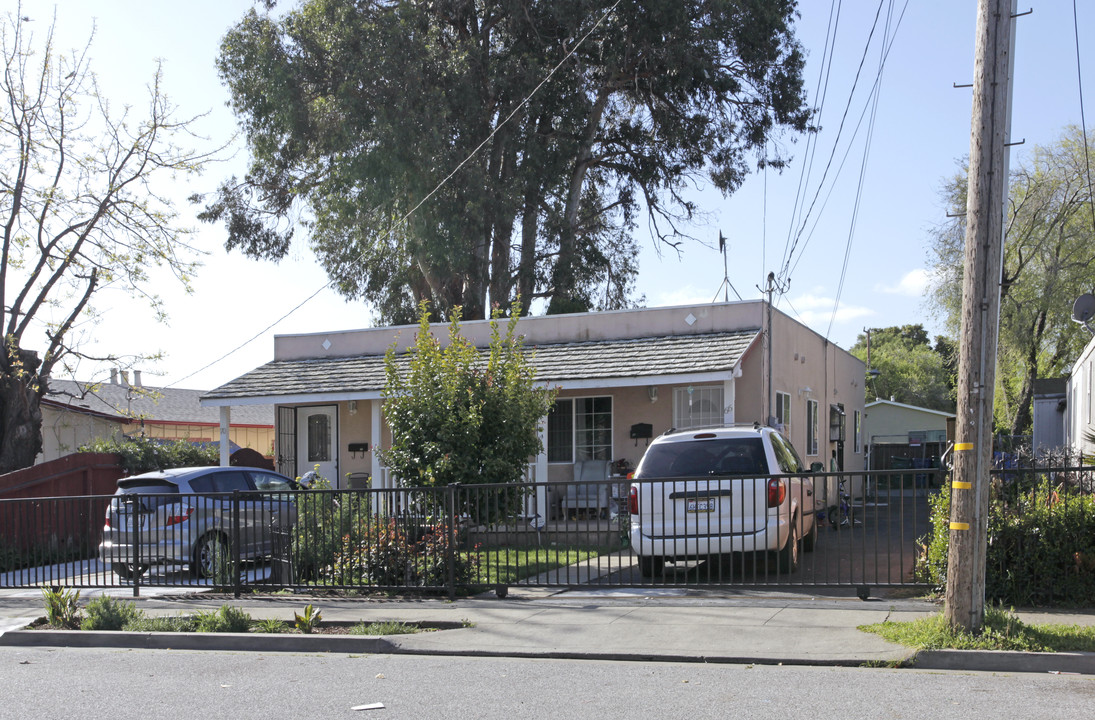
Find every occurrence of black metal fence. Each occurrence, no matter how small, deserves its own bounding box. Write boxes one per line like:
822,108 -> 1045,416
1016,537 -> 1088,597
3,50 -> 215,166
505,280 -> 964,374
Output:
0,467 -> 964,597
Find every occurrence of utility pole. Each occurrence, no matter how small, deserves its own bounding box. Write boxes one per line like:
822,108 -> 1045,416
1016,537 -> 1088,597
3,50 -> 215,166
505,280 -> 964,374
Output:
944,0 -> 1018,633
759,271 -> 787,427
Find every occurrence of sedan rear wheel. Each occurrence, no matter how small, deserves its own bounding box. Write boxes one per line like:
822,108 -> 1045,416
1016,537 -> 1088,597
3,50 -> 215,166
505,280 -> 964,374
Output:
192,533 -> 230,580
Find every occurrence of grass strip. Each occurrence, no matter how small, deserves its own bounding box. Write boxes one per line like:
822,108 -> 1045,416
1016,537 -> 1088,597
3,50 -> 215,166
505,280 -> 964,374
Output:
860,606 -> 1095,652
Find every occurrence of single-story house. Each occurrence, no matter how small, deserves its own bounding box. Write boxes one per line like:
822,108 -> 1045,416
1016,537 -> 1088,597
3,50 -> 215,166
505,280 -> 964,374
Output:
41,371 -> 275,465
200,301 -> 866,518
862,399 -> 952,472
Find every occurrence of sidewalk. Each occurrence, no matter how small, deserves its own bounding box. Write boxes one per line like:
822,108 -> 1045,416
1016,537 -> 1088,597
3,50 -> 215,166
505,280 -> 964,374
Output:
2,586 -> 1094,673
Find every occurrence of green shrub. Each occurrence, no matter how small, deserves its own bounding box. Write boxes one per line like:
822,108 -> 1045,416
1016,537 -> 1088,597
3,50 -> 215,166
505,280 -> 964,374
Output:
42,587 -> 81,628
79,436 -> 218,475
915,477 -> 1095,606
913,480 -> 952,588
349,621 -> 417,636
122,615 -> 196,632
330,518 -> 478,588
81,596 -> 143,631
194,605 -> 252,633
381,301 -> 555,525
291,474 -> 373,581
251,617 -> 288,633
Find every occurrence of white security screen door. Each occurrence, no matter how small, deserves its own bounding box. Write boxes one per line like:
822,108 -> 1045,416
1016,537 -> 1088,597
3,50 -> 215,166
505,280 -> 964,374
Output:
296,405 -> 338,485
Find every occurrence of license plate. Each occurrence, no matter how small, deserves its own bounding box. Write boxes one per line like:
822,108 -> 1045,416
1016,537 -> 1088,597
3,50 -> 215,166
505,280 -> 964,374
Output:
686,498 -> 715,513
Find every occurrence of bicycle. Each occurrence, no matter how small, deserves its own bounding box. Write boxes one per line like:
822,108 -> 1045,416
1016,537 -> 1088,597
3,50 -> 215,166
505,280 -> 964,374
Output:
821,476 -> 856,530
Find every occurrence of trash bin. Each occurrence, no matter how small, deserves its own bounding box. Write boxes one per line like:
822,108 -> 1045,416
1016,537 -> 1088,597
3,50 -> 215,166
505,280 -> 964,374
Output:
347,472 -> 370,490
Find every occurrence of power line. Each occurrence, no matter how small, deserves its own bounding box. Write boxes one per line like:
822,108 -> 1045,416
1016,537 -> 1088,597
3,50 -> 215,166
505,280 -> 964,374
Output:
778,0 -> 888,287
165,0 -> 625,389
779,0 -> 843,284
827,0 -> 896,338
1073,0 -> 1095,236
786,0 -> 909,284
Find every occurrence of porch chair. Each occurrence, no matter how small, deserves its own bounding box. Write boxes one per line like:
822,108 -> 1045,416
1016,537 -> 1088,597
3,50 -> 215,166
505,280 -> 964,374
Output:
561,460 -> 611,519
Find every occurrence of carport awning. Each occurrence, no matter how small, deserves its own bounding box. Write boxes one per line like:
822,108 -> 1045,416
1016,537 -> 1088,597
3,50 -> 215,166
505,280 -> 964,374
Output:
201,329 -> 760,406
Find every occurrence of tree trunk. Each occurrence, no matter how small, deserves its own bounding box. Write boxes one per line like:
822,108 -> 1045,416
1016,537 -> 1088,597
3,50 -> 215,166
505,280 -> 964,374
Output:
550,84 -> 612,310
0,350 -> 44,474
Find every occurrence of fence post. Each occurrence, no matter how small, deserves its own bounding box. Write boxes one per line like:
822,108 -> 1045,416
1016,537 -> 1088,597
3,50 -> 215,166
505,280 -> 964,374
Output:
232,490 -> 242,598
445,484 -> 457,600
131,495 -> 141,598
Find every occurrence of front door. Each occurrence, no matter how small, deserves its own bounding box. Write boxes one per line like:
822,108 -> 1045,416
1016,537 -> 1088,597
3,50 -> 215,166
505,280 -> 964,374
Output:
296,405 -> 339,487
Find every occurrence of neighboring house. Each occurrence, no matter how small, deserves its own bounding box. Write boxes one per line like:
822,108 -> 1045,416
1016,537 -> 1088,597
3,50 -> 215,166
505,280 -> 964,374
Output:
40,371 -> 275,465
863,399 -> 952,471
1066,331 -> 1095,458
1031,378 -> 1067,457
200,301 -> 866,516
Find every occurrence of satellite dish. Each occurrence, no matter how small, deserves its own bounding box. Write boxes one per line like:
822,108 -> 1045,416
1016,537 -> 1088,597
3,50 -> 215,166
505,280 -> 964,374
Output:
1073,294 -> 1095,324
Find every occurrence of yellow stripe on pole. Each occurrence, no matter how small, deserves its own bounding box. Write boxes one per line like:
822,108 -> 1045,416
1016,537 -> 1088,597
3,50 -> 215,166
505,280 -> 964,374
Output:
954,443 -> 974,451
953,481 -> 972,489
950,522 -> 970,531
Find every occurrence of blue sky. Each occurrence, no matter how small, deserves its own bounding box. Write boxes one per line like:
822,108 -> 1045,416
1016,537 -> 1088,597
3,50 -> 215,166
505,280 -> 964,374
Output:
4,0 -> 1092,390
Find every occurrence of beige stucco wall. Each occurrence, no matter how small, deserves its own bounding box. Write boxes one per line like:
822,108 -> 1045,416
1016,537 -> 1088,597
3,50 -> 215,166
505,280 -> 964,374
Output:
766,312 -> 867,471
38,408 -> 124,464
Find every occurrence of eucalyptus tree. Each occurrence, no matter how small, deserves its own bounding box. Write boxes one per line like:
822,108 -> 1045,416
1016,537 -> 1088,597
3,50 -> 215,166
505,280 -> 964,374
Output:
204,0 -> 811,321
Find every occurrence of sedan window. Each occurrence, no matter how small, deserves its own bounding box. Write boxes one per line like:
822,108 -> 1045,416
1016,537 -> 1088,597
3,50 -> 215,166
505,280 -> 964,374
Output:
250,471 -> 296,493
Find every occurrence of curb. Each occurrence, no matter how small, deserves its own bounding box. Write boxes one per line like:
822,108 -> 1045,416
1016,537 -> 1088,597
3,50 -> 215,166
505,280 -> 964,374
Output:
0,629 -> 397,654
0,628 -> 896,667
911,649 -> 1095,675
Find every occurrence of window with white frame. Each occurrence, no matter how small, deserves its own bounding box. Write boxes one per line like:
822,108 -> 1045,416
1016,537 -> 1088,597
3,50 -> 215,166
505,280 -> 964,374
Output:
854,410 -> 862,453
775,391 -> 791,432
806,399 -> 819,455
673,386 -> 724,429
547,396 -> 613,462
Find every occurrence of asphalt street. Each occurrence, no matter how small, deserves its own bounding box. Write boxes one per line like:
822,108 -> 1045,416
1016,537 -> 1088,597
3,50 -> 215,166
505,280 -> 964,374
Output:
3,646 -> 1093,720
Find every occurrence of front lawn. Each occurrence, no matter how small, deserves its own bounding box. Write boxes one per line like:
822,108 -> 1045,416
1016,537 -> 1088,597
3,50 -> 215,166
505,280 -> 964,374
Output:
472,546 -> 606,586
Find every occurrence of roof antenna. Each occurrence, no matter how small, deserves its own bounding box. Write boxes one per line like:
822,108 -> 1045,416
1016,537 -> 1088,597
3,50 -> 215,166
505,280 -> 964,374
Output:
712,231 -> 743,303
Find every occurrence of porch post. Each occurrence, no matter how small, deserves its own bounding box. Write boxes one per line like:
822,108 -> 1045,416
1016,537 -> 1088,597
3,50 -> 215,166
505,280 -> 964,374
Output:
219,406 -> 231,467
723,376 -> 737,425
534,420 -> 549,520
371,399 -> 383,490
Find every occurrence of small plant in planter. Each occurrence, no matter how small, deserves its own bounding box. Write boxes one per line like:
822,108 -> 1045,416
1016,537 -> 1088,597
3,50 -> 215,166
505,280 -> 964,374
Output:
294,604 -> 322,634
252,617 -> 289,634
42,587 -> 81,629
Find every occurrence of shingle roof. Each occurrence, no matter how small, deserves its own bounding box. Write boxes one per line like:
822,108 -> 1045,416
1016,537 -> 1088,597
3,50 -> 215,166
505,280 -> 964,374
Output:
48,379 -> 274,426
203,330 -> 760,402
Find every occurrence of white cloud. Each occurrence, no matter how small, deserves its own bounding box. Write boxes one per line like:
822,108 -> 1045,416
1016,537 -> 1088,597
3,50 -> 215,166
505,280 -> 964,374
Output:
778,291 -> 875,333
651,286 -> 715,308
876,268 -> 933,297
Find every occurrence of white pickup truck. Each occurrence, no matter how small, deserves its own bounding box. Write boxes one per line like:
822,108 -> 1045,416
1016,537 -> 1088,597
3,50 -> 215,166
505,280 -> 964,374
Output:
628,425 -> 821,577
